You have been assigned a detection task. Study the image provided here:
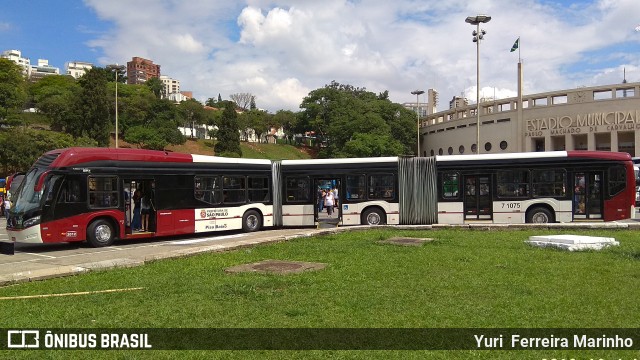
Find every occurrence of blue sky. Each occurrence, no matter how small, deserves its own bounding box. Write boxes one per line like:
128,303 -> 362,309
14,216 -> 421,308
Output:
1,0 -> 639,112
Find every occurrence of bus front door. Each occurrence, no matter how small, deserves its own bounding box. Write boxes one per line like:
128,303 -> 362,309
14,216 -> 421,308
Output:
314,178 -> 341,226
573,172 -> 603,220
123,179 -> 159,235
463,175 -> 493,221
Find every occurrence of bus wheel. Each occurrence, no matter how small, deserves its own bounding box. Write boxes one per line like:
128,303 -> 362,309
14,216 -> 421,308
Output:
526,207 -> 554,223
242,210 -> 262,232
87,219 -> 115,247
362,208 -> 386,225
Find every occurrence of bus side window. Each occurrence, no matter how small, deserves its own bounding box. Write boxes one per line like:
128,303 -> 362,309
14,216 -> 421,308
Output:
441,172 -> 460,199
88,176 -> 118,208
65,178 -> 83,203
369,174 -> 394,200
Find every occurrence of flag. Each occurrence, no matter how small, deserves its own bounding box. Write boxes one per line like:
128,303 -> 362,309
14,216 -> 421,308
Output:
510,37 -> 519,52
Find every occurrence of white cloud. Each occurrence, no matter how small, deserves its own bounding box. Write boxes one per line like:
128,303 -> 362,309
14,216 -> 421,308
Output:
82,0 -> 640,112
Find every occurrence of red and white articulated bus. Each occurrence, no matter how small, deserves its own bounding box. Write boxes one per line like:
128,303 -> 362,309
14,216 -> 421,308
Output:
6,148 -> 273,247
5,148 -> 636,248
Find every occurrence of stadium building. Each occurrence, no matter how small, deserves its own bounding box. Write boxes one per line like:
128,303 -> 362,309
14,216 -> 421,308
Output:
420,63 -> 640,157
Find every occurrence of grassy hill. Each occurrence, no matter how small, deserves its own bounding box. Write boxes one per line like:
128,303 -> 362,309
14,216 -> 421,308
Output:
162,139 -> 315,160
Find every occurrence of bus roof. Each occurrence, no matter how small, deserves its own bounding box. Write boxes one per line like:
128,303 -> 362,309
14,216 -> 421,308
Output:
436,151 -> 631,163
282,157 -> 398,166
40,147 -> 271,168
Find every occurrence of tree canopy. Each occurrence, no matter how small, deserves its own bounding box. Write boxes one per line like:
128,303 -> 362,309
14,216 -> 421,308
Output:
214,101 -> 242,157
299,81 -> 417,157
0,60 -> 422,174
0,58 -> 27,127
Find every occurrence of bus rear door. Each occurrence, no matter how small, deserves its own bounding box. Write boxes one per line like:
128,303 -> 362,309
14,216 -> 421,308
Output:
463,174 -> 493,221
573,172 -> 603,220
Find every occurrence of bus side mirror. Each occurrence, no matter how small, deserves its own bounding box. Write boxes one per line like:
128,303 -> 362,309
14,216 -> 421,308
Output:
34,171 -> 50,192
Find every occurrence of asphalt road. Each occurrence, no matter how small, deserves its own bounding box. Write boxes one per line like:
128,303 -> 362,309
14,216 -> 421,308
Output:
0,217 -> 345,285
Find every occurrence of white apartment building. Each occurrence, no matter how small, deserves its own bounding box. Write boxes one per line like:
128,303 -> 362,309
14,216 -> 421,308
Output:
65,61 -> 93,79
160,75 -> 180,98
166,92 -> 190,103
1,49 -> 31,77
30,59 -> 60,82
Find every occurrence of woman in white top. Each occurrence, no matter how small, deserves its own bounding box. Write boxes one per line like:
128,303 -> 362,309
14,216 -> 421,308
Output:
324,190 -> 335,216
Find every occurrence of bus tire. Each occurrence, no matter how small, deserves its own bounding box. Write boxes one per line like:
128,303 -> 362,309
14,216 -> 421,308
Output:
362,208 -> 386,226
87,219 -> 115,247
242,210 -> 262,232
526,207 -> 554,223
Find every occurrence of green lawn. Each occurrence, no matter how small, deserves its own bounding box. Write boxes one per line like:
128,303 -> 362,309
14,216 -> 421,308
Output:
1,228 -> 639,359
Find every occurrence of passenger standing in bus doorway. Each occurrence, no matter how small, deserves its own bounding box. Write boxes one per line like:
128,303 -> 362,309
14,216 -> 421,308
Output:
132,189 -> 142,231
141,191 -> 150,232
325,189 -> 335,216
332,187 -> 339,210
123,186 -> 131,227
148,182 -> 156,231
317,187 -> 324,213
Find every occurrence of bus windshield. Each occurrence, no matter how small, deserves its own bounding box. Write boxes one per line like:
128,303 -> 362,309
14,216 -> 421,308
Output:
11,168 -> 47,214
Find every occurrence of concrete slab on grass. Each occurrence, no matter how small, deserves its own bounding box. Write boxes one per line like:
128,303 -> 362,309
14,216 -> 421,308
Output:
527,234 -> 619,251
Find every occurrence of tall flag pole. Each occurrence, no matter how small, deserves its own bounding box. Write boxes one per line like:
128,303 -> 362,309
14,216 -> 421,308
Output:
510,37 -> 521,62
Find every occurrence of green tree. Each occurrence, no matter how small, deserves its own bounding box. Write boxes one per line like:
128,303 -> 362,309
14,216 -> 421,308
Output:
145,77 -> 164,98
214,101 -> 241,157
74,68 -> 111,146
177,98 -> 206,139
0,58 -> 27,126
238,109 -> 270,142
112,83 -> 156,136
205,93 -> 223,107
124,126 -> 167,150
340,133 -> 404,157
299,81 -> 416,157
273,110 -> 298,144
0,127 -> 96,174
122,97 -> 185,149
29,75 -> 80,131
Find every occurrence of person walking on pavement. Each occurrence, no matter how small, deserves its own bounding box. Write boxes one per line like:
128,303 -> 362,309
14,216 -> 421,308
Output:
3,197 -> 10,219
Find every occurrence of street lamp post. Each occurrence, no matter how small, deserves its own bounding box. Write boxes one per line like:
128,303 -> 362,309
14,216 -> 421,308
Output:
106,64 -> 125,148
411,90 -> 425,156
465,14 -> 491,154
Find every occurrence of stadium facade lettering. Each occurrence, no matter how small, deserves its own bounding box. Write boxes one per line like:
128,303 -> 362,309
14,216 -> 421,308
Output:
525,110 -> 640,136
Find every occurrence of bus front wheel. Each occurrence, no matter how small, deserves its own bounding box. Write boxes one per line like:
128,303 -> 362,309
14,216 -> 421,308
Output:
362,208 -> 386,226
87,219 -> 115,247
526,207 -> 554,223
242,210 -> 262,232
